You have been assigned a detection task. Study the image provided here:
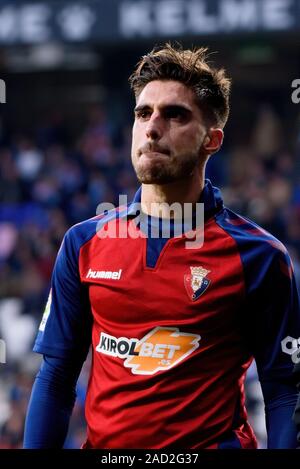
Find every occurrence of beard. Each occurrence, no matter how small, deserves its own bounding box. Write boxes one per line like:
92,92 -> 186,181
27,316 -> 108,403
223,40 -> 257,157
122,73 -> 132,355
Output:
132,150 -> 201,185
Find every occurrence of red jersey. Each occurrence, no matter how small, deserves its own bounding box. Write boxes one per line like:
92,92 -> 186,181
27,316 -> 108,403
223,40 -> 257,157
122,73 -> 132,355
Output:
34,180 -> 300,448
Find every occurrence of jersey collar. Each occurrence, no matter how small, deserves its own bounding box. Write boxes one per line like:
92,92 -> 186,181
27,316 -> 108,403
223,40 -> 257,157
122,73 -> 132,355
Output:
126,179 -> 224,221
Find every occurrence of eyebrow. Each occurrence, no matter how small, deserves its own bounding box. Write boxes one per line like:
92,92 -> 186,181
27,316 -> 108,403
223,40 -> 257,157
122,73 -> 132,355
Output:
134,103 -> 192,113
134,104 -> 151,113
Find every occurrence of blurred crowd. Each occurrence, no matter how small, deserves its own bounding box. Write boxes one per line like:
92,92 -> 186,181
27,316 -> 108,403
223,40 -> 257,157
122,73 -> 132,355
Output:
0,101 -> 300,448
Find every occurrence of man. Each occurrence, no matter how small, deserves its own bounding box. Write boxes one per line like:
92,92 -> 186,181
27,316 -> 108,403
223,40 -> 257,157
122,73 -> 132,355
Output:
24,43 -> 300,449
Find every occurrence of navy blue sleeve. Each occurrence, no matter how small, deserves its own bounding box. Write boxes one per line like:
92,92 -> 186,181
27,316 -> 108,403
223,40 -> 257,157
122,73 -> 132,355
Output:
246,248 -> 300,448
34,226 -> 93,359
262,380 -> 298,448
249,249 -> 300,380
216,210 -> 300,448
23,354 -> 85,448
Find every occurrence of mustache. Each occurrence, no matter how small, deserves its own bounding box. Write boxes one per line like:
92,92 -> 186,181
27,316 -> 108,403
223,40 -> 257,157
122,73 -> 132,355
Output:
139,143 -> 170,156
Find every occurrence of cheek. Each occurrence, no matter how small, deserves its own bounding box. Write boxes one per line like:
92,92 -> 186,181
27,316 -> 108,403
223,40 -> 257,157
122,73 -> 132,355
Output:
186,126 -> 206,148
131,123 -> 142,153
171,129 -> 202,151
131,124 -> 138,154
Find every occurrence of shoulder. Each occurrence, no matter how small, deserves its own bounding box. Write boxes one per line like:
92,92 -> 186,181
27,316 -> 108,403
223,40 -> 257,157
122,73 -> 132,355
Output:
215,206 -> 288,260
62,205 -> 126,254
214,207 -> 294,291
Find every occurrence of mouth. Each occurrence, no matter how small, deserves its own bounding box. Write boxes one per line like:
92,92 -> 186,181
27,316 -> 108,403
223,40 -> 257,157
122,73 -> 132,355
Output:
139,145 -> 170,158
141,151 -> 170,158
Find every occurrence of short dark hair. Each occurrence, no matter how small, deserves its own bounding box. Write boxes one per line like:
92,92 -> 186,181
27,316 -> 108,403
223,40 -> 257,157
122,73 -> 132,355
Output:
129,43 -> 231,128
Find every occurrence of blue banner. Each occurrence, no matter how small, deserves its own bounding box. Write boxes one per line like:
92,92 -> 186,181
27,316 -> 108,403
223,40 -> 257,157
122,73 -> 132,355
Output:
0,0 -> 298,45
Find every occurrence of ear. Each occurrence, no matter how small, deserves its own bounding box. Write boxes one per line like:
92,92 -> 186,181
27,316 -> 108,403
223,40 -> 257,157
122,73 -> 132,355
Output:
203,128 -> 224,154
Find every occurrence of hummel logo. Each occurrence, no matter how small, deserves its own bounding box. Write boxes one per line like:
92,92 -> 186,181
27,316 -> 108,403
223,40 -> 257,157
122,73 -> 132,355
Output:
86,268 -> 122,280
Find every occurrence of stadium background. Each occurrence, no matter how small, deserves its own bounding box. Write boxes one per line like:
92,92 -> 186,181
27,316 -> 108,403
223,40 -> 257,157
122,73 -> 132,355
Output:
0,0 -> 300,448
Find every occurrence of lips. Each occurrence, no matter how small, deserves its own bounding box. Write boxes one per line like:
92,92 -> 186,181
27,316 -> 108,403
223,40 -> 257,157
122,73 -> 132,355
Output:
142,151 -> 169,158
139,145 -> 170,157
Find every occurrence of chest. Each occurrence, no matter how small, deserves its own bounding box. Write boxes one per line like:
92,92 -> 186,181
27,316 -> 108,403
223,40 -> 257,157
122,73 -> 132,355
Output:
79,224 -> 245,332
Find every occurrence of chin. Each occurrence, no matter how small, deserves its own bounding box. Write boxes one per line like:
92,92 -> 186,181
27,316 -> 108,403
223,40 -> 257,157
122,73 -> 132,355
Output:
136,171 -> 178,185
135,161 -> 182,183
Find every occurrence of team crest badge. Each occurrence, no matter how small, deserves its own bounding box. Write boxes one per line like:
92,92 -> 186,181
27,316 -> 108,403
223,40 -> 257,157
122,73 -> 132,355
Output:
184,266 -> 211,301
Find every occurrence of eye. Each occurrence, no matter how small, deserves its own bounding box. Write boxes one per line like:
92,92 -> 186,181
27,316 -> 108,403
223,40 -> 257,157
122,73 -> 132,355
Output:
135,109 -> 151,120
165,109 -> 180,119
164,106 -> 189,122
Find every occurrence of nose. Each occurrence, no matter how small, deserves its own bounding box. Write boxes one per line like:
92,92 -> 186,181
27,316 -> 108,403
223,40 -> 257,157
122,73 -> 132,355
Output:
145,112 -> 163,141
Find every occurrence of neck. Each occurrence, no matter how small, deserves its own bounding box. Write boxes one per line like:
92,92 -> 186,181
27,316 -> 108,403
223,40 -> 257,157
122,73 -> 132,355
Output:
141,169 -> 205,218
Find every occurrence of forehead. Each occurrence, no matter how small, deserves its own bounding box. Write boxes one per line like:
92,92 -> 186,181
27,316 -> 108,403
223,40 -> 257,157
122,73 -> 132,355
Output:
136,80 -> 198,110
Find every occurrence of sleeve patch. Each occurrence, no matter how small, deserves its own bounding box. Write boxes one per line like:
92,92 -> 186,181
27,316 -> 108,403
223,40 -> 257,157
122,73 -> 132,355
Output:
39,290 -> 52,332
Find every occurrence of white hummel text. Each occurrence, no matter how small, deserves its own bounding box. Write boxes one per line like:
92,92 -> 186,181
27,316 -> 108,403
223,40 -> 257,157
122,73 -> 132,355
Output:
86,268 -> 122,280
